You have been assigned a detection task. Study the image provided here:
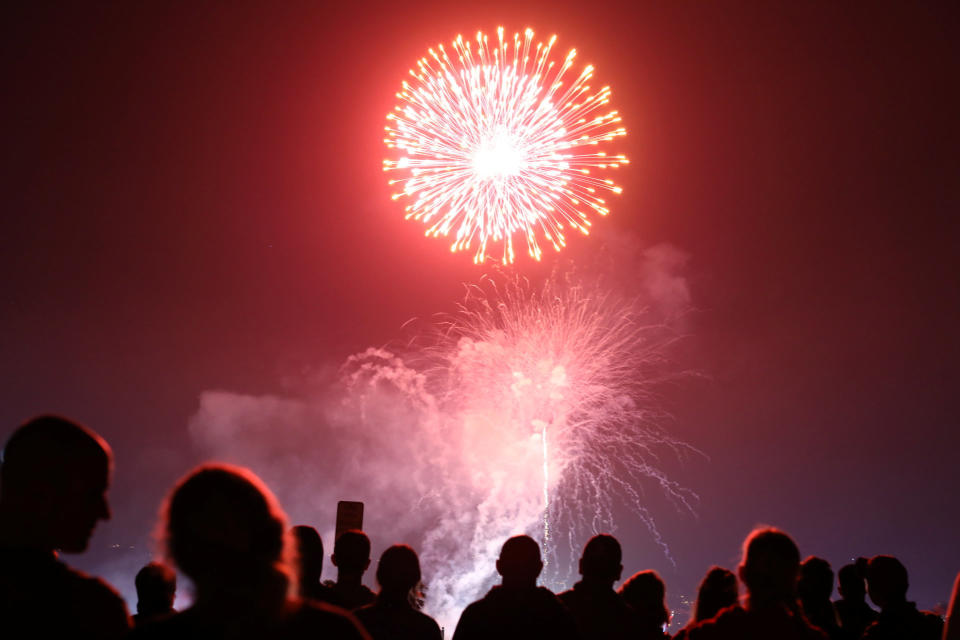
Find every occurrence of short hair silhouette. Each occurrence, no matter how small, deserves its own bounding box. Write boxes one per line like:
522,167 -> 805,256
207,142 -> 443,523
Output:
376,544 -> 421,596
293,525 -> 324,580
135,562 -> 176,613
799,556 -> 839,637
693,566 -> 738,622
837,562 -> 866,600
865,555 -> 908,607
863,556 -> 942,639
160,464 -> 292,599
334,530 -> 371,572
620,570 -> 669,629
799,556 -> 834,601
0,414 -> 112,552
0,415 -> 129,637
738,527 -> 801,605
579,534 -> 622,583
496,535 -> 542,583
133,561 -> 176,627
326,529 -> 376,611
834,561 -> 877,640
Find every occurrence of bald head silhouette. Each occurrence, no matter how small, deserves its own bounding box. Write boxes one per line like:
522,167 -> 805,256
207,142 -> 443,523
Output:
578,534 -> 623,585
0,415 -> 112,553
496,535 -> 543,588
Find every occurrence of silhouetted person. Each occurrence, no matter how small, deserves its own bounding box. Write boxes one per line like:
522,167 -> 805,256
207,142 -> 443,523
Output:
354,544 -> 442,640
618,570 -> 670,639
452,534 -> 579,640
292,525 -> 333,602
945,571 -> 960,640
134,561 -> 177,627
128,464 -> 369,640
798,557 -> 841,639
673,567 -> 738,640
558,534 -> 638,639
685,527 -> 826,640
323,529 -> 376,610
833,561 -> 877,640
0,415 -> 131,638
861,555 -> 942,640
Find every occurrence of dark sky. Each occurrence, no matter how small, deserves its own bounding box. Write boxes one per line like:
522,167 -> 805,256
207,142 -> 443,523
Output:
2,0 -> 959,620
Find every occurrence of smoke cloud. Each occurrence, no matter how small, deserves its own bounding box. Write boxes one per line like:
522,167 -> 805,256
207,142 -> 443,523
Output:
184,265 -> 697,630
639,243 -> 692,318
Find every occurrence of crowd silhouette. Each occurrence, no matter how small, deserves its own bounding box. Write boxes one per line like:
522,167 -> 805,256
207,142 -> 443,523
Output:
0,415 -> 954,639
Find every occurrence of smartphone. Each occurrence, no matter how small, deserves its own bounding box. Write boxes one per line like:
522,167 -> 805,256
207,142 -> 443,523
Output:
335,500 -> 364,540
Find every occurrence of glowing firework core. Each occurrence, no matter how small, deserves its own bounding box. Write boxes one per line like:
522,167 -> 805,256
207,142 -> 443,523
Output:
472,129 -> 525,180
384,28 -> 628,263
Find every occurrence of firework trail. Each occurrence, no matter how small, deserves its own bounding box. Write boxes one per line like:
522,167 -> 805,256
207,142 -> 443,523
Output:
341,270 -> 697,626
383,28 -> 628,263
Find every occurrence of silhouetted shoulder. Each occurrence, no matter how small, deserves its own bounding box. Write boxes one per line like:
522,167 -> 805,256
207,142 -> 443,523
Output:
0,549 -> 130,639
64,567 -> 132,638
453,586 -> 578,640
126,609 -> 189,640
354,601 -> 443,640
923,611 -> 944,636
325,582 -> 377,610
861,607 -> 944,640
685,605 -> 744,640
129,600 -> 369,640
687,604 -> 826,640
303,580 -> 336,603
558,581 -> 637,640
296,600 -> 371,638
451,599 -> 485,640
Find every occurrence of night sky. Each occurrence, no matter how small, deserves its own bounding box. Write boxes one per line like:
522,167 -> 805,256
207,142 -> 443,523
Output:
2,0 -> 958,623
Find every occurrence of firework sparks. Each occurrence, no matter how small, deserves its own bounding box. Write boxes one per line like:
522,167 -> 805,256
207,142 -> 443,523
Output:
341,270 -> 696,625
185,269 -> 696,631
384,28 -> 628,263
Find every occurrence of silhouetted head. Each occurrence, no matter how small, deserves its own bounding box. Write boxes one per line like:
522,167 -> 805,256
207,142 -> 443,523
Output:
693,566 -> 738,622
737,527 -> 801,607
135,561 -> 177,615
0,415 -> 112,552
579,534 -> 623,584
865,555 -> 908,609
333,529 -> 371,577
619,570 -> 670,630
160,464 -> 292,601
798,556 -> 834,603
291,525 -> 324,584
837,563 -> 866,601
376,544 -> 421,599
496,535 -> 543,586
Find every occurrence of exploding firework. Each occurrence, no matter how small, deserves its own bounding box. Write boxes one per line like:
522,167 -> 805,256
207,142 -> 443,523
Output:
341,270 -> 696,626
383,28 -> 628,263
